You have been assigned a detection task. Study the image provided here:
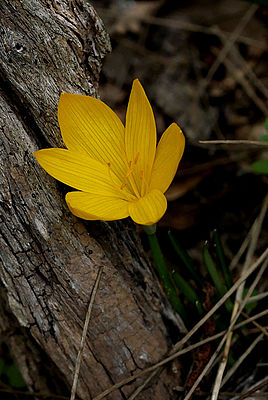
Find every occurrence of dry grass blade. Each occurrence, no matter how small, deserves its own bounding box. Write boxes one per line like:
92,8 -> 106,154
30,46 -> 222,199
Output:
220,391 -> 268,399
0,388 -> 68,399
127,309 -> 268,399
93,249 -> 268,400
127,309 -> 268,400
2,309 -> 264,400
221,333 -> 264,388
199,140 -> 268,147
128,368 -> 160,400
219,55 -> 268,115
185,258 -> 268,400
70,266 -> 103,400
229,216 -> 259,271
235,377 -> 268,400
97,7 -> 266,48
246,291 -> 268,303
211,195 -> 268,400
215,25 -> 268,100
235,194 -> 268,313
241,311 -> 268,338
198,3 -> 258,97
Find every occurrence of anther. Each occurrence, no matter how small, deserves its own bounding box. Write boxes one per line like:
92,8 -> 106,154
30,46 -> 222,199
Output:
140,170 -> 144,180
124,168 -> 134,179
120,183 -> 127,190
134,152 -> 140,164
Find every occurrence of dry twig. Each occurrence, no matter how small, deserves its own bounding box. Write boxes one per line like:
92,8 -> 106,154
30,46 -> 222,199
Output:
70,266 -> 103,400
199,140 -> 268,146
241,311 -> 268,338
235,377 -> 268,400
221,333 -> 264,388
246,291 -> 268,303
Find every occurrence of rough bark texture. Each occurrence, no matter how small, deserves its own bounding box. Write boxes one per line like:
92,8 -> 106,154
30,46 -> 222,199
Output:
0,1 -> 183,399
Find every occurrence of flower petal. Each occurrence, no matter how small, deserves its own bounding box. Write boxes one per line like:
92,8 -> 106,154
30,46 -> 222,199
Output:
125,79 -> 156,195
150,123 -> 185,193
66,192 -> 129,221
58,92 -> 127,179
128,189 -> 167,225
34,148 -> 126,198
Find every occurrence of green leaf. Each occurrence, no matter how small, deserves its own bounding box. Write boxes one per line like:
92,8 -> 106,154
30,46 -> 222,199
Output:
259,134 -> 268,142
251,159 -> 268,175
5,364 -> 26,389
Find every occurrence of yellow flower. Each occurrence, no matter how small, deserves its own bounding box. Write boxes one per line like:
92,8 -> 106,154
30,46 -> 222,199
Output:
34,79 -> 185,225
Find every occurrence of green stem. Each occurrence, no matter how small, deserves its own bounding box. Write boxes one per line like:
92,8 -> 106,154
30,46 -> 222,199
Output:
212,229 -> 233,289
203,241 -> 233,313
143,225 -> 187,320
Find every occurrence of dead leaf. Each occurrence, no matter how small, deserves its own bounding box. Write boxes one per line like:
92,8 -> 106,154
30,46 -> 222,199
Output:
166,172 -> 208,201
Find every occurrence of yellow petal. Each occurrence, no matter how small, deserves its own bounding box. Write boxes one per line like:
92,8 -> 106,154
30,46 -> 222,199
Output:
150,123 -> 185,193
66,192 -> 129,221
34,148 -> 125,198
128,189 -> 167,225
125,79 -> 156,195
58,92 -> 126,179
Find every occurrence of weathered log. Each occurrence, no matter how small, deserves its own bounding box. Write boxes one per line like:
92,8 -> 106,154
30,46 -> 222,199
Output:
0,1 -> 183,399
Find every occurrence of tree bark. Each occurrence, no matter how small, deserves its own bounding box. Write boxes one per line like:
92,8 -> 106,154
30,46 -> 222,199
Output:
0,1 -> 184,399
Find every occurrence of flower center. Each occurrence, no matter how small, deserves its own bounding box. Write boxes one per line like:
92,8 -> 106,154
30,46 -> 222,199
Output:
107,151 -> 147,200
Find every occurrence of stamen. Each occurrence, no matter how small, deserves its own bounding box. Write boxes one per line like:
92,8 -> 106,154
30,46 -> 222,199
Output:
107,162 -> 136,201
118,144 -> 141,198
140,170 -> 144,180
134,152 -> 140,164
124,168 -> 134,179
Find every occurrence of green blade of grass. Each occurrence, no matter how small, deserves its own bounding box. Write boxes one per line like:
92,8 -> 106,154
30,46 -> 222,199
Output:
251,159 -> 268,175
144,225 -> 187,321
168,230 -> 203,286
212,229 -> 233,289
203,241 -> 233,313
172,270 -> 203,315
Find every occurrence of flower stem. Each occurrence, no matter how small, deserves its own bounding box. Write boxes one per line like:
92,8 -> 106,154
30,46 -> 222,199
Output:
143,225 -> 186,320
